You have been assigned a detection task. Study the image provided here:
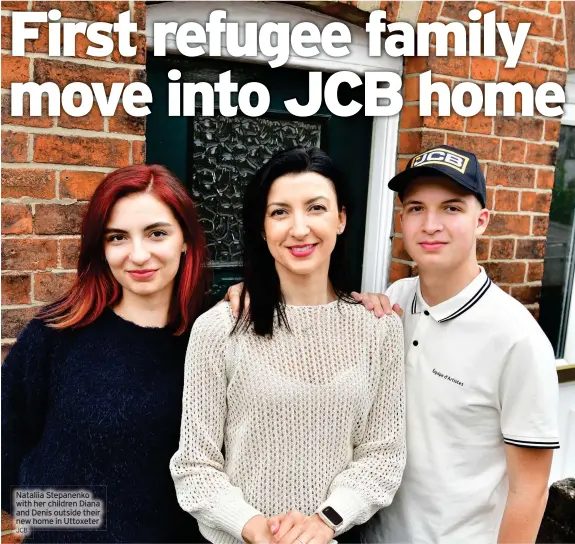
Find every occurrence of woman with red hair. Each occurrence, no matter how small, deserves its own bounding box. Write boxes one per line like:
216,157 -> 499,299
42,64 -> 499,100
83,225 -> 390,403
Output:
1,165 -> 210,543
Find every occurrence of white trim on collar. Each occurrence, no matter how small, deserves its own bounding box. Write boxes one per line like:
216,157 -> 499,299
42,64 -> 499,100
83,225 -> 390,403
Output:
411,267 -> 492,323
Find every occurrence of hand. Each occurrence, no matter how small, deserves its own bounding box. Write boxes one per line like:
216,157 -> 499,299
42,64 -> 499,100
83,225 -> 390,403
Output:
271,511 -> 334,544
352,292 -> 404,318
224,282 -> 248,318
242,515 -> 273,544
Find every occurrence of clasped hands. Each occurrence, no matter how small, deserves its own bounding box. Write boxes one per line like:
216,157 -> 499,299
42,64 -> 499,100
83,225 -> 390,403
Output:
242,511 -> 334,544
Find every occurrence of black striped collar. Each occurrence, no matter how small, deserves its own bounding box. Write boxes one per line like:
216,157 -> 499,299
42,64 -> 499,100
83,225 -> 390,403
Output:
411,268 -> 492,323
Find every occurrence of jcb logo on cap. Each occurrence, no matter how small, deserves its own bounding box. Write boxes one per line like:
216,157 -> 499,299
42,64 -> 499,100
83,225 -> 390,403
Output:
411,148 -> 469,174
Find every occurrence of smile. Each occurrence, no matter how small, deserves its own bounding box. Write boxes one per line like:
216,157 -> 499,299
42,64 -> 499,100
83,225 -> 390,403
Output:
127,269 -> 158,280
288,244 -> 317,258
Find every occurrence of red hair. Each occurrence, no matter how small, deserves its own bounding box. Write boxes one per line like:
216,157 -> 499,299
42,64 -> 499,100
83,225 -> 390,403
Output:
38,165 -> 210,335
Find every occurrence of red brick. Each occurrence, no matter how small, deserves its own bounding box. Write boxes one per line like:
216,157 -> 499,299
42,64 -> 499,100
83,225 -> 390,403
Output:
400,105 -> 423,129
396,159 -> 409,176
34,59 -> 131,94
2,204 -> 33,234
1,275 -> 31,305
555,18 -> 565,42
60,238 -> 81,269
418,0 -> 442,22
441,1 -> 474,19
111,32 -> 147,65
58,98 -> 104,131
108,104 -> 146,135
429,55 -> 470,79
475,2 -> 504,19
392,236 -> 411,261
446,134 -> 500,161
1,239 -> 58,270
34,135 -> 131,168
403,77 -> 419,102
2,93 -> 53,129
544,120 -> 561,142
1,16 -> 11,50
133,1 -> 146,30
421,130 -> 446,149
548,70 -> 568,86
1,131 -> 28,163
390,260 -> 412,282
1,168 -> 56,198
1,55 -> 29,89
487,164 -> 536,188
526,143 -> 557,166
2,1 -> 29,10
423,108 -> 465,131
60,171 -> 105,200
511,285 -> 540,304
536,169 -> 556,189
466,112 -> 493,135
494,117 -> 543,140
500,140 -> 526,163
516,38 -> 538,64
498,63 -> 548,86
491,238 -> 515,259
532,215 -> 550,235
486,187 -> 495,209
516,238 -> 547,259
34,272 -> 76,303
537,42 -> 566,67
404,56 -> 430,75
477,238 -> 489,260
483,261 -> 526,283
567,2 -> 575,70
471,58 -> 498,81
132,140 -> 146,165
520,191 -> 552,213
548,1 -> 562,14
399,132 -> 422,154
494,189 -> 519,211
528,261 -> 544,281
485,213 -> 531,235
32,1 -> 130,22
34,203 -> 88,235
504,7 -> 555,37
521,1 -> 546,10
1,307 -> 39,339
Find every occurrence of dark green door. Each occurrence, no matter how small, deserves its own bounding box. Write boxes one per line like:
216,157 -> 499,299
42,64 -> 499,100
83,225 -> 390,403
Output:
146,56 -> 373,302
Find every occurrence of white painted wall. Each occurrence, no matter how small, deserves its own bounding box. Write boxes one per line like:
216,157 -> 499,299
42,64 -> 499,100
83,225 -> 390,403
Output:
550,381 -> 575,483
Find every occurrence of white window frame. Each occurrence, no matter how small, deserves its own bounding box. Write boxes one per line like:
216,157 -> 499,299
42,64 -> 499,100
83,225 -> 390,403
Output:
146,1 -> 403,293
556,71 -> 575,369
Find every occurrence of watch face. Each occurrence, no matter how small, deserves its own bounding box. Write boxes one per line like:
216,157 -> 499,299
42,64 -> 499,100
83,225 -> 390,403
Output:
322,506 -> 343,526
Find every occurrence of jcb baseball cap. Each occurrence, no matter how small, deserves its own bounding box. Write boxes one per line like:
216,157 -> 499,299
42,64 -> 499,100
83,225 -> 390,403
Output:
388,145 -> 487,208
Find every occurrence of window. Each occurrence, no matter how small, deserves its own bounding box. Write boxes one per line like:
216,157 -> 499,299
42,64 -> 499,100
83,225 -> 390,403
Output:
539,71 -> 575,374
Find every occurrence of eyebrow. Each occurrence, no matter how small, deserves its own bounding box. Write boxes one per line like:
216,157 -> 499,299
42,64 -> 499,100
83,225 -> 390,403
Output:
267,196 -> 329,208
403,198 -> 468,206
104,221 -> 173,234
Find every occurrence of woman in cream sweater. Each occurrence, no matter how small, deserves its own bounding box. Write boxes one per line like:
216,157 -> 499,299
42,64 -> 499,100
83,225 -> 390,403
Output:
170,147 -> 406,544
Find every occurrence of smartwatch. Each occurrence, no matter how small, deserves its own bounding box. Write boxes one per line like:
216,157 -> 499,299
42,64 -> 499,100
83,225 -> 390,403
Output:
317,506 -> 344,531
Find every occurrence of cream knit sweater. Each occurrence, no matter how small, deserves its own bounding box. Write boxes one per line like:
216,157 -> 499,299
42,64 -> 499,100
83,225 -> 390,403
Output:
170,301 -> 406,544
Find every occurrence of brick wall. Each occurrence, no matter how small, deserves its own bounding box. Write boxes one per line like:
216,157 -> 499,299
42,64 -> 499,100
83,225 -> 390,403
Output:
0,0 -> 572,348
1,0 -> 146,356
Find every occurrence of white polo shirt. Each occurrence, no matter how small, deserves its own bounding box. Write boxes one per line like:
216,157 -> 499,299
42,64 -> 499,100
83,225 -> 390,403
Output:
365,267 -> 559,544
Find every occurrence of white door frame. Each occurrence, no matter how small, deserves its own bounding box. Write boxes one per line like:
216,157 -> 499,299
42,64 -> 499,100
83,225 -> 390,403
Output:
146,1 -> 403,292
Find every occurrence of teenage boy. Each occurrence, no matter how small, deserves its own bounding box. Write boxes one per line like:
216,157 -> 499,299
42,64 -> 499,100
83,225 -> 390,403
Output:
227,145 -> 559,544
361,145 -> 559,544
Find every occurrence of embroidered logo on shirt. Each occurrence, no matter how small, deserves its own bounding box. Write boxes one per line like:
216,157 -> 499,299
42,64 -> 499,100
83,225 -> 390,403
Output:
411,148 -> 470,174
432,368 -> 464,387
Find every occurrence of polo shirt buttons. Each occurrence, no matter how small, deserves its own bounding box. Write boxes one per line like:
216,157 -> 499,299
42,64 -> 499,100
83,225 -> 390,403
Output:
424,311 -> 430,316
413,340 -> 419,346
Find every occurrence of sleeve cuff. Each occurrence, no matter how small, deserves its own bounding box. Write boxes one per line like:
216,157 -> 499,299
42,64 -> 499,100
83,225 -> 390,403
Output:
503,435 -> 560,449
317,487 -> 368,536
213,490 -> 263,541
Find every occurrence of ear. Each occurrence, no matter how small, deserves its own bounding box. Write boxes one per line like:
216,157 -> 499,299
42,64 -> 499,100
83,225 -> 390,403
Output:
476,208 -> 490,236
338,206 -> 347,232
182,242 -> 187,255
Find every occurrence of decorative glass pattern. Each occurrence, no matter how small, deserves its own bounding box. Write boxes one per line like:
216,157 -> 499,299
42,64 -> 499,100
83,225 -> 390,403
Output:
191,115 -> 322,265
